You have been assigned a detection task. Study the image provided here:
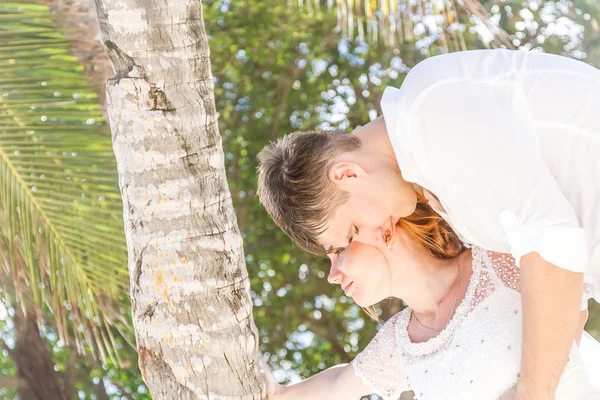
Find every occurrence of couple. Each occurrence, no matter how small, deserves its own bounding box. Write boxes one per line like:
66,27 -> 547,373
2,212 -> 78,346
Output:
256,49 -> 600,399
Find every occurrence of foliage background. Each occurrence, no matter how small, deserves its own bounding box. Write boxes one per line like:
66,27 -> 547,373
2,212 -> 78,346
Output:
0,0 -> 598,398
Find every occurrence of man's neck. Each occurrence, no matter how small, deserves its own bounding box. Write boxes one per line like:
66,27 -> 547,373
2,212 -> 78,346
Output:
353,116 -> 397,166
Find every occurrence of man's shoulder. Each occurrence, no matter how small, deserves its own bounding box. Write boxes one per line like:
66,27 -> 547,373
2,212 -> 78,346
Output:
399,49 -> 526,100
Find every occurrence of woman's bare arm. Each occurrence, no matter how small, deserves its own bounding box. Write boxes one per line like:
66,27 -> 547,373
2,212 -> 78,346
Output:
266,362 -> 373,400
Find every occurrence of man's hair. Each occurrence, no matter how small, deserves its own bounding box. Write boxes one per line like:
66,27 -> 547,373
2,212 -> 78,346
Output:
257,130 -> 361,255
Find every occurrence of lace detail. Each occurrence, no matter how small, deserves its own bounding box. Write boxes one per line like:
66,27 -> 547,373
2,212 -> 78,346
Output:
484,251 -> 521,292
351,246 -> 600,399
352,315 -> 410,399
395,247 -> 486,360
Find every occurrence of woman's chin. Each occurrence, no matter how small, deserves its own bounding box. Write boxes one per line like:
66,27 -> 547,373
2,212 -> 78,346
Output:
353,295 -> 375,308
354,293 -> 389,308
348,285 -> 381,307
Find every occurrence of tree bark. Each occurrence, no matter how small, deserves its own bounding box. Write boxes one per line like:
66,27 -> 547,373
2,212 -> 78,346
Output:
94,0 -> 263,398
13,309 -> 68,400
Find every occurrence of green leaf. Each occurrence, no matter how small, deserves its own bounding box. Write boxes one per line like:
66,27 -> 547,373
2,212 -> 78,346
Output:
0,4 -> 131,367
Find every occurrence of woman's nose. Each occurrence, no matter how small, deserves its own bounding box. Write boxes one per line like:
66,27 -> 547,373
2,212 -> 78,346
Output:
327,259 -> 344,284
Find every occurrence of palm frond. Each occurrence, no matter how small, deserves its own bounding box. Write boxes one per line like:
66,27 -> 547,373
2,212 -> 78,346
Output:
0,2 -> 132,366
300,0 -> 514,51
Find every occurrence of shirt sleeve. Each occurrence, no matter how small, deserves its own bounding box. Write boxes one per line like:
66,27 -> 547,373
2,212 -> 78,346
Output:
409,78 -> 588,273
352,314 -> 410,400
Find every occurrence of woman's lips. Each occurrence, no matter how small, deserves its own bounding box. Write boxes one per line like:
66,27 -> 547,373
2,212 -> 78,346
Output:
343,281 -> 353,295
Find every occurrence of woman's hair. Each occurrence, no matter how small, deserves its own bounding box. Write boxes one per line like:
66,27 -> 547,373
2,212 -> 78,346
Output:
364,192 -> 465,320
397,192 -> 465,260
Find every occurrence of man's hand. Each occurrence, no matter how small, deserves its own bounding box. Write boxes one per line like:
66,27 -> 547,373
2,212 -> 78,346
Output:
517,252 -> 584,398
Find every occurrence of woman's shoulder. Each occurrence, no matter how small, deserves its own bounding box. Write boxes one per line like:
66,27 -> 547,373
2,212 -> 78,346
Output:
362,310 -> 408,352
353,312 -> 405,370
479,248 -> 521,293
378,311 -> 406,336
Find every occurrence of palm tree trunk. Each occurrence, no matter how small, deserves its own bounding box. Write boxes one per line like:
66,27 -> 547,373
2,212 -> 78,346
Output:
48,0 -> 112,113
94,0 -> 263,398
12,309 -> 67,400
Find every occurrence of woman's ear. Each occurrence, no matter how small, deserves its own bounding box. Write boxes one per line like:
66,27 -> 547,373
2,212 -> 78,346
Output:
328,161 -> 367,189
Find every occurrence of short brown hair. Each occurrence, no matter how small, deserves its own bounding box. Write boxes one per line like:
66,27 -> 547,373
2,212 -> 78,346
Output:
257,131 -> 464,261
257,130 -> 361,255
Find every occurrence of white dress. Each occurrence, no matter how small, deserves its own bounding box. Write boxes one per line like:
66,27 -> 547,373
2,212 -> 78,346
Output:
352,247 -> 600,400
380,49 -> 600,308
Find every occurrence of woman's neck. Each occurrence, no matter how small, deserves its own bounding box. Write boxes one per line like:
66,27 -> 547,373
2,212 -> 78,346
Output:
397,249 -> 471,317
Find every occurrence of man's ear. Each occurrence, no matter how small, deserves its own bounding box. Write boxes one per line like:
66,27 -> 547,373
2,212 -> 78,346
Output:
328,161 -> 367,189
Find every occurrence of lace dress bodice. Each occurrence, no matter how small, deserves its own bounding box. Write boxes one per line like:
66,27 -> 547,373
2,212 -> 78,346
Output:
353,247 -> 600,400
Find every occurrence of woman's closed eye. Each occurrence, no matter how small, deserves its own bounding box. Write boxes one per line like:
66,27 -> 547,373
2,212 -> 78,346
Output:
325,245 -> 346,256
332,247 -> 346,255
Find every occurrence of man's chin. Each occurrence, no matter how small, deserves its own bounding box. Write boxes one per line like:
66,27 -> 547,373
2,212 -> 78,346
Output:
399,199 -> 418,218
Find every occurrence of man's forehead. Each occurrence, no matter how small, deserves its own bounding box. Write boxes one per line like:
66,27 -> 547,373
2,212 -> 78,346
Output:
317,200 -> 353,248
318,223 -> 351,250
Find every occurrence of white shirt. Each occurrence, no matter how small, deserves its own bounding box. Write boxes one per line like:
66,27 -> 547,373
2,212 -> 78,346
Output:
381,49 -> 600,307
352,247 -> 600,400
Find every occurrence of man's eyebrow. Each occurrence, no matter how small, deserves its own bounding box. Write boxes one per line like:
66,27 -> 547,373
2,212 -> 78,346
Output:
323,225 -> 354,254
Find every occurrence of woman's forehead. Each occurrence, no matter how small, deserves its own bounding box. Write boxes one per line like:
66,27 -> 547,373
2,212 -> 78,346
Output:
343,242 -> 380,261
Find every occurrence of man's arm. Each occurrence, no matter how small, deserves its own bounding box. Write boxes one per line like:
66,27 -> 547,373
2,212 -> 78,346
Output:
406,71 -> 591,399
575,309 -> 589,346
517,252 -> 584,399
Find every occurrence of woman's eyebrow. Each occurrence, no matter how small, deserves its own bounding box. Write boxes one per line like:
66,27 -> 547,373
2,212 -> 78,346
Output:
324,245 -> 347,255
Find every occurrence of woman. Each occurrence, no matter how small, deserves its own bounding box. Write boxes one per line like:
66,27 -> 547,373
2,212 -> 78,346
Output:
262,203 -> 600,400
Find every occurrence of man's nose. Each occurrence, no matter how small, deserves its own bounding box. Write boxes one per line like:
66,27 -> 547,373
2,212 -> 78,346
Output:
354,226 -> 384,248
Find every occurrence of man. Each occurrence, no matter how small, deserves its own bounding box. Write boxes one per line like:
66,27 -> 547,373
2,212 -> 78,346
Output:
257,49 -> 599,399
